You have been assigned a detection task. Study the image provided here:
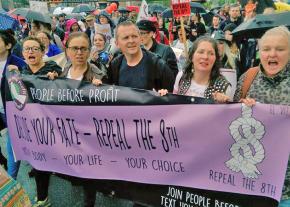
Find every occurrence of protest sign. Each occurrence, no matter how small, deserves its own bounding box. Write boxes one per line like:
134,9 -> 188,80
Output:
171,0 -> 191,18
5,73 -> 290,207
29,1 -> 48,14
95,23 -> 112,41
219,68 -> 237,100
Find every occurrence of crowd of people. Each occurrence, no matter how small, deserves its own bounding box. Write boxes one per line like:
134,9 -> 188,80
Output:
0,0 -> 289,207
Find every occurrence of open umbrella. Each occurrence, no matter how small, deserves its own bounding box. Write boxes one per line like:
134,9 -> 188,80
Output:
161,2 -> 206,18
148,3 -> 168,13
10,8 -> 51,23
0,13 -> 20,30
0,8 -> 7,14
232,11 -> 290,39
65,13 -> 84,21
72,4 -> 94,14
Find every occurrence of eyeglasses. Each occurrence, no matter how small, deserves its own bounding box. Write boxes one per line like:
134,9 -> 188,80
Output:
140,31 -> 150,36
67,47 -> 90,53
23,47 -> 41,53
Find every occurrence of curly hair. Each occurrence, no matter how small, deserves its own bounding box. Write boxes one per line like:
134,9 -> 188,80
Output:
22,36 -> 46,52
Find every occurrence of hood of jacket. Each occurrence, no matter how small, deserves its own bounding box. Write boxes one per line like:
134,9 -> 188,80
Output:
65,18 -> 79,32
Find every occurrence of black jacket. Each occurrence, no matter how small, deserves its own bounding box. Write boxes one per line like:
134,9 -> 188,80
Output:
22,61 -> 62,76
108,48 -> 174,92
219,17 -> 243,31
149,39 -> 178,78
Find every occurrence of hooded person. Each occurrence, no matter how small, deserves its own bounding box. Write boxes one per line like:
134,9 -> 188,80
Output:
63,18 -> 81,45
97,11 -> 115,37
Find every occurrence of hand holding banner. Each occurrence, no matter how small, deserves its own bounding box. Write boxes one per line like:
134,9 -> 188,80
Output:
5,74 -> 290,207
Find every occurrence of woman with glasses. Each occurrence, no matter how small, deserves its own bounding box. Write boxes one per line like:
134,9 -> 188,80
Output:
9,36 -> 62,207
49,32 -> 107,207
36,31 -> 62,58
62,32 -> 107,83
0,30 -> 26,177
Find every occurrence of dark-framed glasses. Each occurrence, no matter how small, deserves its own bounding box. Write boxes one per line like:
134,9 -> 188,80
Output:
140,31 -> 150,36
23,47 -> 41,53
67,46 -> 90,53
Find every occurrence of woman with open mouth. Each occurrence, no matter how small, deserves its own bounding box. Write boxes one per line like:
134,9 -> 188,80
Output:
233,26 -> 290,207
8,36 -> 62,207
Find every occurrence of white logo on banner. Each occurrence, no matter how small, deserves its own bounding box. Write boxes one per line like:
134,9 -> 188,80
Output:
226,104 -> 265,179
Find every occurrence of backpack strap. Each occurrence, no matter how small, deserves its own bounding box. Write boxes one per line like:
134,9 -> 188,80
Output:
241,66 -> 259,99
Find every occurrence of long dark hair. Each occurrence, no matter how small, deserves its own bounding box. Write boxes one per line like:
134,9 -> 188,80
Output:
182,36 -> 221,85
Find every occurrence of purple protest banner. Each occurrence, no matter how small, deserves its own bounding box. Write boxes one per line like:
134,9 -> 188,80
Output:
5,75 -> 290,207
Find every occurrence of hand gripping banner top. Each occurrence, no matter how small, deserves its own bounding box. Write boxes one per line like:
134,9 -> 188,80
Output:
5,73 -> 290,207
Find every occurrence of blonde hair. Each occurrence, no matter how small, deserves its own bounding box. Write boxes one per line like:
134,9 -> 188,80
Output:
259,26 -> 290,48
223,43 -> 237,69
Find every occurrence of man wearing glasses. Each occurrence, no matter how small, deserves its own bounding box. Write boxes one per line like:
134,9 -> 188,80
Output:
137,19 -> 178,78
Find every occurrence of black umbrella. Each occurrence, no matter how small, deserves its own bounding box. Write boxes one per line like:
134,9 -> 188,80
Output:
148,3 -> 168,13
161,2 -> 206,18
72,4 -> 94,14
10,8 -> 51,23
232,11 -> 290,39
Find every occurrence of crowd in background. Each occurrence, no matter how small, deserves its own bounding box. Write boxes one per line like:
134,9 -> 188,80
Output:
0,0 -> 289,206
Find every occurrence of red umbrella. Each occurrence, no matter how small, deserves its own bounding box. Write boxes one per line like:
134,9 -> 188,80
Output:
126,6 -> 139,13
